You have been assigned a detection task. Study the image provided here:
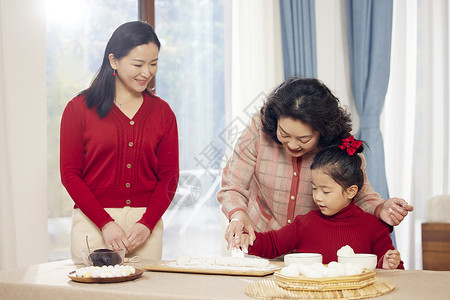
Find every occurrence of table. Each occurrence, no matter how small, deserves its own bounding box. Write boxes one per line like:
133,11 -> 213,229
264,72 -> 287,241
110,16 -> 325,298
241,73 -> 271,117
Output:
0,259 -> 449,299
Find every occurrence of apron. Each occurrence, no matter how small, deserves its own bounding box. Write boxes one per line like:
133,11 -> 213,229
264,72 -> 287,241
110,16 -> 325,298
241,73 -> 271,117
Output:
71,207 -> 163,264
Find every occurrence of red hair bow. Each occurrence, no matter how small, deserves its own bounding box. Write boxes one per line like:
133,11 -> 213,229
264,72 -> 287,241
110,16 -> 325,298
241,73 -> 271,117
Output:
338,136 -> 362,156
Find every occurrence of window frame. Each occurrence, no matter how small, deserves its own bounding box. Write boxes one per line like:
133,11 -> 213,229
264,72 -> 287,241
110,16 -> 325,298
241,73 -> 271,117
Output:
139,0 -> 156,90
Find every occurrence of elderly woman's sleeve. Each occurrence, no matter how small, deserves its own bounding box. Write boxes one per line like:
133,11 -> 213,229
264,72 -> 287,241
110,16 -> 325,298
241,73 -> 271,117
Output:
353,153 -> 384,216
217,116 -> 260,220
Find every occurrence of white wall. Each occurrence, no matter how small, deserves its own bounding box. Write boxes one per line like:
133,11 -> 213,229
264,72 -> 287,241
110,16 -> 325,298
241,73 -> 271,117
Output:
0,0 -> 48,268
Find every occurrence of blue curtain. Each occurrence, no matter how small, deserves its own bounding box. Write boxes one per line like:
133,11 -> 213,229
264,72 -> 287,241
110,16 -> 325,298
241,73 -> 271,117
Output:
279,0 -> 317,78
346,0 -> 395,246
346,0 -> 392,200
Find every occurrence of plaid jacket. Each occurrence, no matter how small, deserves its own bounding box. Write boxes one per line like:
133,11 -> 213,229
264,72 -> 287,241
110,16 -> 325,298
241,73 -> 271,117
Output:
217,114 -> 383,232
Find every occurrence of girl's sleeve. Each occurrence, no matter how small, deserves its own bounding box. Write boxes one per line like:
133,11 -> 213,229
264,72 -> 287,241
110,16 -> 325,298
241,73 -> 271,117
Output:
370,218 -> 405,269
60,100 -> 113,229
248,217 -> 302,259
217,115 -> 260,220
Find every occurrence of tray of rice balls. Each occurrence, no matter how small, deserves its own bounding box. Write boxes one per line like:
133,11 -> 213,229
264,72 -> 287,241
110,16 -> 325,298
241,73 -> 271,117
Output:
274,261 -> 376,291
68,266 -> 143,283
273,247 -> 378,291
68,248 -> 144,283
244,262 -> 394,300
244,247 -> 395,300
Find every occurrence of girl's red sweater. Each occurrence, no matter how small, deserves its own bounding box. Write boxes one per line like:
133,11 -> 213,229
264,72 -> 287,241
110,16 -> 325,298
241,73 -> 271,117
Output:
248,202 -> 404,269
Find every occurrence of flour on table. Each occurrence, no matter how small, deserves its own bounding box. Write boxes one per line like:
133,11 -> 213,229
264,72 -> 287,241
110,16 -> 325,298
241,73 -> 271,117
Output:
168,255 -> 273,271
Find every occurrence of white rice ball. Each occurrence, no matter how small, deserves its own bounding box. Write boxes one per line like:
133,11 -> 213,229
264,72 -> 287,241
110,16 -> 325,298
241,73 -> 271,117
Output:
280,266 -> 300,277
337,245 -> 356,257
311,262 -> 326,270
303,268 -> 324,278
344,266 -> 360,276
288,263 -> 301,273
298,264 -> 312,275
354,263 -> 364,273
328,261 -> 339,268
326,267 -> 341,277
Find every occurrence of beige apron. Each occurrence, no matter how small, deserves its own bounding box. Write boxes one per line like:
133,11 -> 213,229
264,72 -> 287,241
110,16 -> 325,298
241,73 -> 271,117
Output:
71,207 -> 163,263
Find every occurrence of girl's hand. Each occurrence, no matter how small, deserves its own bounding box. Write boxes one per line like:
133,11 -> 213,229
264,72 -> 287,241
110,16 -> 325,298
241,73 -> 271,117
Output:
225,211 -> 255,250
379,198 -> 414,226
126,223 -> 151,251
238,233 -> 251,252
382,249 -> 401,269
102,221 -> 133,253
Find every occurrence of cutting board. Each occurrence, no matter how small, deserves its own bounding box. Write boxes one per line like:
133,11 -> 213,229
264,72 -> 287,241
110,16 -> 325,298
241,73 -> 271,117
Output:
142,260 -> 281,276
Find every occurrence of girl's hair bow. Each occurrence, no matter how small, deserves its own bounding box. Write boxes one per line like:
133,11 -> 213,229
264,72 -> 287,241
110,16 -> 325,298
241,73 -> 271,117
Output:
338,135 -> 362,156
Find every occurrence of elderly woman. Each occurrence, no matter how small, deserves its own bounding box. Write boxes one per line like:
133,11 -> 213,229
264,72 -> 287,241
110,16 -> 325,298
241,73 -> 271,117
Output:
217,77 -> 413,248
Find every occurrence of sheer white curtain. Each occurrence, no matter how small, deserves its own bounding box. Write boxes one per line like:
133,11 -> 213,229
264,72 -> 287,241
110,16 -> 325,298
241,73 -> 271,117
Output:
219,0 -> 284,239
0,0 -> 48,270
383,0 -> 450,270
226,0 -> 284,127
0,2 -> 16,270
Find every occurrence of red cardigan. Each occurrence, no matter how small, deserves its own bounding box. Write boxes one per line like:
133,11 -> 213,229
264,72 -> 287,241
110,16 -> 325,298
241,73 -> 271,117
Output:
60,92 -> 179,231
248,202 -> 404,269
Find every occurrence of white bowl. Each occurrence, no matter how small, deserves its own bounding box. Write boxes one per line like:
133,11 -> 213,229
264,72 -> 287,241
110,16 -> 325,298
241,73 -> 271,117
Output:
338,253 -> 377,270
284,253 -> 323,266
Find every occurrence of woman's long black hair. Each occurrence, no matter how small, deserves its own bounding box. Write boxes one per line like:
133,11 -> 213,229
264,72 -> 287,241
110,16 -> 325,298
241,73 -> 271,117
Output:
261,77 -> 352,147
81,21 -> 160,118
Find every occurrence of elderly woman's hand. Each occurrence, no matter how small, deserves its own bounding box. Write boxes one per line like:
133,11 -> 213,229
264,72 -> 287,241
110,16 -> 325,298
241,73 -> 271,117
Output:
225,211 -> 255,250
378,197 -> 414,226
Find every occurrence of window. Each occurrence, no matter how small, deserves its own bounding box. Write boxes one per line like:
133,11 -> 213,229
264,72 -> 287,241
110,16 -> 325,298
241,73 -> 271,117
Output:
47,0 -> 138,260
46,0 -> 225,261
155,0 -> 225,259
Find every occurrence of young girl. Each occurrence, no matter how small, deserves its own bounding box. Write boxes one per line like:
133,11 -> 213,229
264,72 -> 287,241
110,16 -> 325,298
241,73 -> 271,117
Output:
234,136 -> 403,269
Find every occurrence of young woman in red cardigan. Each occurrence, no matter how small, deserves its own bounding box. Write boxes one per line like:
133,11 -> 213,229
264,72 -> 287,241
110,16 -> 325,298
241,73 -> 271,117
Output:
233,137 -> 403,269
60,21 -> 179,262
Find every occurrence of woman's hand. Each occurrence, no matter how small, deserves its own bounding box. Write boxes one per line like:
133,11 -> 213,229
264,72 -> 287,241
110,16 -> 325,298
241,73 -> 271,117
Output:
126,223 -> 151,251
225,211 -> 255,250
378,198 -> 414,226
382,249 -> 401,269
102,221 -> 133,253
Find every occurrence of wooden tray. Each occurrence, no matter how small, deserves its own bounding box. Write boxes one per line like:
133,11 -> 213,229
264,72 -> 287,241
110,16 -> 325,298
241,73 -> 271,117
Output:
245,277 -> 395,299
142,261 -> 280,276
68,268 -> 144,283
274,269 -> 376,291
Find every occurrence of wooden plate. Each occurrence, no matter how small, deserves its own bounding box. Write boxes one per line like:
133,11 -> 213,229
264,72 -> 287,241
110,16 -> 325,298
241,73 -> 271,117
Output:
142,261 -> 280,276
68,268 -> 144,283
